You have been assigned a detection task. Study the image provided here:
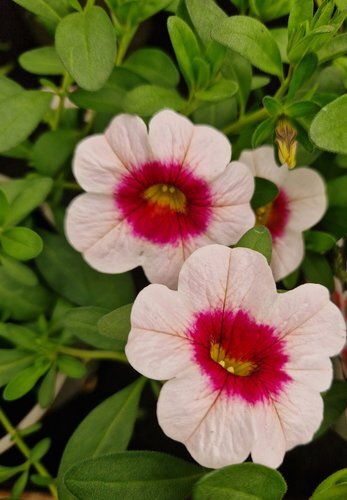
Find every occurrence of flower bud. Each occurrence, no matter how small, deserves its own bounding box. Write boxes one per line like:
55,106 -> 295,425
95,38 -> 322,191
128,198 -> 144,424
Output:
275,117 -> 297,169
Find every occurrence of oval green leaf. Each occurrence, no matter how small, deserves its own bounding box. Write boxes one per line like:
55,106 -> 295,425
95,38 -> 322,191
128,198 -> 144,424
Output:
0,91 -> 51,153
193,462 -> 287,500
1,227 -> 43,261
236,226 -> 272,264
19,47 -> 65,75
58,379 -> 146,500
55,7 -> 117,91
64,451 -> 204,500
310,94 -> 347,154
212,16 -> 283,78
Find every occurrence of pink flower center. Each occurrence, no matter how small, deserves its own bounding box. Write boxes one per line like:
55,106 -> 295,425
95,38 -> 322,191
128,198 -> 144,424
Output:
189,308 -> 291,404
255,188 -> 290,242
115,161 -> 212,245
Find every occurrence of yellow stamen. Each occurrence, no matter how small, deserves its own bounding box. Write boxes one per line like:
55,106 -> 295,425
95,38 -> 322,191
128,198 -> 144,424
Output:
144,183 -> 186,213
210,342 -> 257,377
255,202 -> 273,227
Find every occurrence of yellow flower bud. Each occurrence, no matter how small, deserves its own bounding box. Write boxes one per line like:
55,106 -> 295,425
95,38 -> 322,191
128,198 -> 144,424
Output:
275,117 -> 298,170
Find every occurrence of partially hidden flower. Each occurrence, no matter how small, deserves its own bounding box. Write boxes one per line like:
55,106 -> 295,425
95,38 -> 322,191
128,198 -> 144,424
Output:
275,116 -> 297,169
65,110 -> 255,287
125,245 -> 346,469
239,145 -> 327,281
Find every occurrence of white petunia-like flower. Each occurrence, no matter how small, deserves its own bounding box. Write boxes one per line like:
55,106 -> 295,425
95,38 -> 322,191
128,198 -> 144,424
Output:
65,110 -> 255,288
239,146 -> 327,281
126,245 -> 346,469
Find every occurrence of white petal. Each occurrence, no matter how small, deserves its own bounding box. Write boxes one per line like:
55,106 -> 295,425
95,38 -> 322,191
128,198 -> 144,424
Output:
284,167 -> 327,231
143,234 -> 215,289
252,382 -> 323,467
239,146 -> 288,186
274,382 -> 324,450
149,109 -> 194,166
271,230 -> 304,281
65,193 -> 143,273
105,114 -> 151,168
126,285 -> 194,379
269,283 -> 346,357
207,162 -> 255,244
286,356 -> 333,392
183,125 -> 231,180
251,403 -> 286,468
178,245 -> 277,322
157,365 -> 253,468
73,135 -> 125,194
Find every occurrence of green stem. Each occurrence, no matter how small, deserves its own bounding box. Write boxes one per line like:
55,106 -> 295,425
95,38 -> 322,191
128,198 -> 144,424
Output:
115,25 -> 137,66
51,73 -> 72,131
222,65 -> 293,136
53,180 -> 83,192
55,345 -> 128,363
0,408 -> 58,499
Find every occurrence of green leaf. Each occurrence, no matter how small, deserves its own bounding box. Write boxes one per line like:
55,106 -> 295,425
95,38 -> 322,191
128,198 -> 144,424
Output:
312,469 -> 347,499
64,451 -> 204,500
1,255 -> 38,287
315,381 -> 347,439
196,80 -> 238,102
318,34 -> 347,64
285,100 -> 321,118
302,251 -> 334,291
236,226 -> 272,264
69,67 -> 144,113
58,378 -> 146,500
263,96 -> 282,116
222,50 -> 252,115
287,53 -> 318,101
97,303 -> 132,349
1,227 -> 43,261
64,306 -> 120,350
30,438 -> 51,462
250,0 -> 290,22
251,177 -> 279,210
1,176 -> 52,228
13,0 -> 69,25
167,16 -> 201,90
12,471 -> 29,499
270,28 -> 289,64
31,130 -> 79,176
0,76 -> 23,101
304,230 -> 336,254
193,462 -> 287,499
0,267 -> 51,320
124,85 -> 186,116
19,47 -> 65,75
288,0 -> 313,39
123,48 -> 179,88
186,0 -> 226,46
3,359 -> 50,400
0,465 -> 26,484
212,16 -> 283,78
282,268 -> 300,289
251,118 -> 276,148
327,175 -> 347,206
0,350 -> 36,388
38,365 -> 57,408
0,91 -> 51,153
36,232 -> 135,309
321,207 -> 347,239
115,0 -> 172,25
57,355 -> 87,379
310,95 -> 347,154
55,7 -> 117,91
0,190 -> 9,226
0,323 -> 38,350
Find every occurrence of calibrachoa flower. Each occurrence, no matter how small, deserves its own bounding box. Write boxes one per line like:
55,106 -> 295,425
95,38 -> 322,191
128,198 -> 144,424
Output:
125,245 -> 346,469
239,146 -> 327,281
65,110 -> 255,288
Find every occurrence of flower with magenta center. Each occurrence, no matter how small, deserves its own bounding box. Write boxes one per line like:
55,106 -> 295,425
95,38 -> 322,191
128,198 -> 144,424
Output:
239,146 -> 327,281
65,110 -> 255,287
125,245 -> 346,469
